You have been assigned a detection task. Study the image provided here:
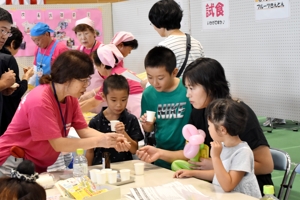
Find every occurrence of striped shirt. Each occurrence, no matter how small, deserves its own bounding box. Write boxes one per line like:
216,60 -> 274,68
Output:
47,153 -> 73,172
158,35 -> 205,76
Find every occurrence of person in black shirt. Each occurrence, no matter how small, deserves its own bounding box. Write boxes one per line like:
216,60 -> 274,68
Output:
86,74 -> 144,165
0,27 -> 34,135
182,58 -> 273,195
137,57 -> 273,195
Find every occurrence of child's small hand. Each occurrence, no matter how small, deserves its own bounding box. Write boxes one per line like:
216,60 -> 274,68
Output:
210,141 -> 222,158
173,169 -> 193,178
115,136 -> 131,152
139,113 -> 155,132
115,122 -> 125,134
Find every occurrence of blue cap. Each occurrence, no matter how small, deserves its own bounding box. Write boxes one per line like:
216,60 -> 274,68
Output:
30,22 -> 54,36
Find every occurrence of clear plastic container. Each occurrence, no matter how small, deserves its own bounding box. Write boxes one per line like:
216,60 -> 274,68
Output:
260,185 -> 279,200
73,148 -> 88,178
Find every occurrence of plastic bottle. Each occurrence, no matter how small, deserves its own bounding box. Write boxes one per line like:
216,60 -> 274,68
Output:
73,148 -> 88,178
260,185 -> 279,200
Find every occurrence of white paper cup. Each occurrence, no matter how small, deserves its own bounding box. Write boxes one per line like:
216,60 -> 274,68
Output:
107,170 -> 118,184
101,168 -> 112,181
89,169 -> 101,183
119,169 -> 131,181
96,171 -> 106,185
110,120 -> 120,131
146,111 -> 155,122
134,163 -> 145,175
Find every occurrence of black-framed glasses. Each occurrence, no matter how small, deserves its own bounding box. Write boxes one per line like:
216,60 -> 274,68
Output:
1,29 -> 12,37
78,77 -> 91,86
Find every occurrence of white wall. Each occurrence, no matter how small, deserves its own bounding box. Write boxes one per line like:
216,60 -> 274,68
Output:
112,0 -> 190,73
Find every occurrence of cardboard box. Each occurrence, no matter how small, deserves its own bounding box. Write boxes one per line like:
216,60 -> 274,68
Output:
60,184 -> 121,200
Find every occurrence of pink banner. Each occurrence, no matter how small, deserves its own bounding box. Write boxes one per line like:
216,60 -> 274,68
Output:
10,8 -> 103,57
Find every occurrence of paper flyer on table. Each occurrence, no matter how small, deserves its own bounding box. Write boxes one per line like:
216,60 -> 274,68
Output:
128,181 -> 211,200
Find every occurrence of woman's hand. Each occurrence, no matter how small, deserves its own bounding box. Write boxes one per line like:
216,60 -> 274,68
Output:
99,133 -> 123,148
136,145 -> 160,163
188,158 -> 213,170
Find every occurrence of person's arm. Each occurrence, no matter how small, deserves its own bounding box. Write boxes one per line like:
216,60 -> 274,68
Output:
77,127 -> 131,152
211,141 -> 245,192
212,157 -> 245,192
79,86 -> 101,102
48,136 -> 107,152
136,145 -> 187,163
253,145 -> 274,175
115,122 -> 138,154
174,169 -> 214,181
79,97 -> 102,112
85,149 -> 94,166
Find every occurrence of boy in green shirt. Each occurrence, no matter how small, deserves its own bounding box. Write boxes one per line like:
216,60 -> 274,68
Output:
138,46 -> 192,169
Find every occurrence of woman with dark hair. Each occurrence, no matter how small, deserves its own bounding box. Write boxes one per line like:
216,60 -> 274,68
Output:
137,57 -> 273,195
0,160 -> 46,200
0,50 -> 130,177
148,0 -> 204,74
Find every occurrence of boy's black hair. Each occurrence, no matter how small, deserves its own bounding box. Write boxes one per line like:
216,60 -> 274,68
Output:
144,46 -> 176,74
183,57 -> 231,100
103,74 -> 129,96
0,8 -> 13,24
4,27 -> 23,50
206,98 -> 248,136
148,0 -> 183,30
122,39 -> 138,49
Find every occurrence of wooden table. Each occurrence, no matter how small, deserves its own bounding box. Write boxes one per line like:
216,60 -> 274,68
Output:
47,160 -> 259,200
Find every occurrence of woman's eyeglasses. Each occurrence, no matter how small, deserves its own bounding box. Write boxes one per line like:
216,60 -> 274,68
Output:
78,77 -> 91,86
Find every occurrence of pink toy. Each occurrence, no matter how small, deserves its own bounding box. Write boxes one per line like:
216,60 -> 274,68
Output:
182,124 -> 206,159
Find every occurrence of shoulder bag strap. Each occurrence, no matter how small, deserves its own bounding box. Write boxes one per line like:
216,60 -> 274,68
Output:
176,33 -> 191,77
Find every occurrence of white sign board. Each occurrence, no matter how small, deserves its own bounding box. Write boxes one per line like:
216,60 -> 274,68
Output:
255,0 -> 290,20
202,0 -> 230,30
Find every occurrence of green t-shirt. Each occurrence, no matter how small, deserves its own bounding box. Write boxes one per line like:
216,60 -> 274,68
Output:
141,79 -> 192,169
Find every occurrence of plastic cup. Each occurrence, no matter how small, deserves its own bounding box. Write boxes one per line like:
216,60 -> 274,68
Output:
146,111 -> 155,122
107,170 -> 118,184
119,169 -> 131,181
96,171 -> 106,185
89,169 -> 100,183
101,168 -> 112,181
134,163 -> 145,175
110,120 -> 120,131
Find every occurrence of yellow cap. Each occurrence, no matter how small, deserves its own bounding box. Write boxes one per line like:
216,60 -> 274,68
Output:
76,148 -> 84,155
263,185 -> 275,195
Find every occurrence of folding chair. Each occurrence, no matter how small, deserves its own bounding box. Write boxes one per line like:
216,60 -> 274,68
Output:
283,163 -> 300,200
270,148 -> 291,199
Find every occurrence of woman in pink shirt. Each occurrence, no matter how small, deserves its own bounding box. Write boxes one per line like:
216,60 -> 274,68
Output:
80,32 -> 143,117
73,17 -> 101,55
73,17 -> 101,102
0,50 -> 130,176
